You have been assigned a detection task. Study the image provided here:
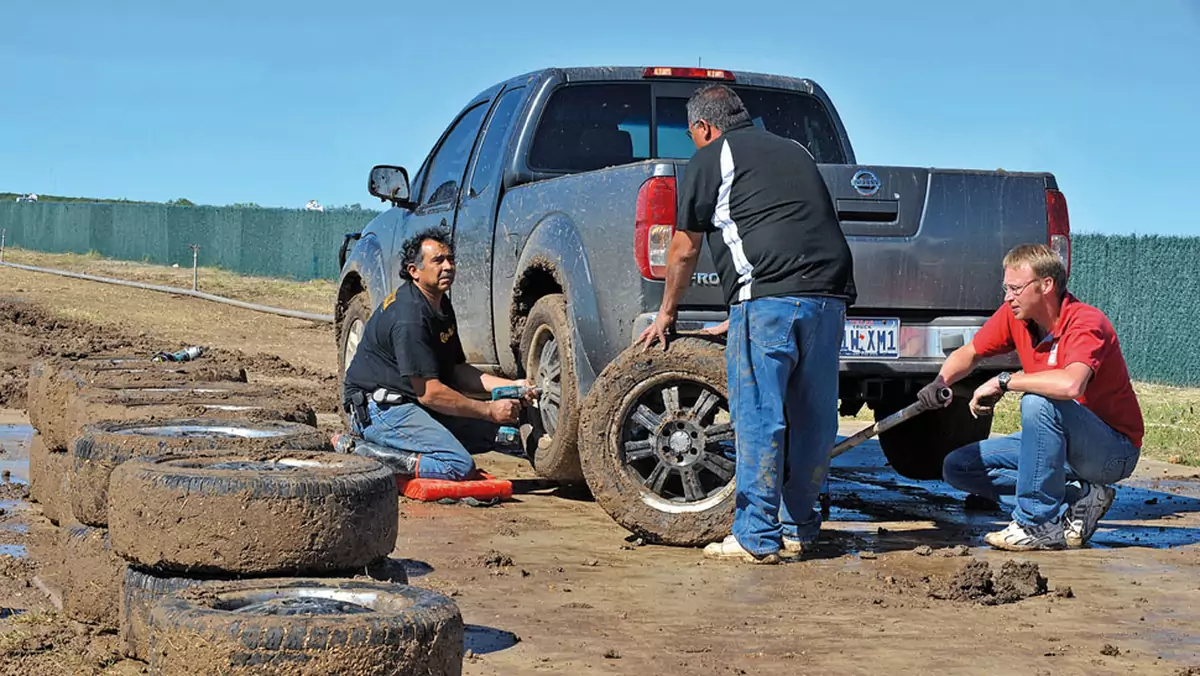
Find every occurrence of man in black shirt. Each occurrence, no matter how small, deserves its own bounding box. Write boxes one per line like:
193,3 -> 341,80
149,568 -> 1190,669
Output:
638,85 -> 855,563
343,228 -> 535,480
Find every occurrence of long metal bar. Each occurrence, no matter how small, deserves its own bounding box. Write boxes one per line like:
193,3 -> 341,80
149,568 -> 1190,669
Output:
0,261 -> 334,323
830,387 -> 952,459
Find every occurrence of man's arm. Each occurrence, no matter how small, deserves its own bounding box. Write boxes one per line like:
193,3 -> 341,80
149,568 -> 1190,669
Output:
412,376 -> 521,423
1005,363 -> 1094,400
636,231 -> 705,351
451,363 -> 524,396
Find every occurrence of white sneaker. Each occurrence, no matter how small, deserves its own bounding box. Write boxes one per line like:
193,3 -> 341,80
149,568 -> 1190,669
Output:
781,537 -> 805,558
1064,483 -> 1116,548
703,535 -> 780,564
984,519 -> 1067,551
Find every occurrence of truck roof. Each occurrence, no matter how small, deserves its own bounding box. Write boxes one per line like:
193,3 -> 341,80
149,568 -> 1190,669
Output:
503,66 -> 823,97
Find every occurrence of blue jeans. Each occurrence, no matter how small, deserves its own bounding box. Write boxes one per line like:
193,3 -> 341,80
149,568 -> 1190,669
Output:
943,394 -> 1140,526
352,400 -> 497,480
727,296 -> 846,557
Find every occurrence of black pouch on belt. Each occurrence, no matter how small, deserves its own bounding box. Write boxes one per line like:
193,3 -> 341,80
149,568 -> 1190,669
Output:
348,390 -> 371,430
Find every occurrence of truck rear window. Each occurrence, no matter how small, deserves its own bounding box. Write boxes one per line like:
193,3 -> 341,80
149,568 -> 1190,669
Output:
528,82 -> 846,173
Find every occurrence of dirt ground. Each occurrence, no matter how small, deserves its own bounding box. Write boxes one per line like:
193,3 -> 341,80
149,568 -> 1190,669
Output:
3,264 -> 1200,675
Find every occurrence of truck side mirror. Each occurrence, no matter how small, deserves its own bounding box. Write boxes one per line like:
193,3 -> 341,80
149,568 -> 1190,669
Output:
368,165 -> 415,209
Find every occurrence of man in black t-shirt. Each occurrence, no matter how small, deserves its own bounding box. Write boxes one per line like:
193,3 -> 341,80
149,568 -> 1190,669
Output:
638,85 -> 855,564
343,228 -> 536,480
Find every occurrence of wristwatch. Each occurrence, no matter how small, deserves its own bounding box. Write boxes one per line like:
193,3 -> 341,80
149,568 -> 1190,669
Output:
997,371 -> 1012,393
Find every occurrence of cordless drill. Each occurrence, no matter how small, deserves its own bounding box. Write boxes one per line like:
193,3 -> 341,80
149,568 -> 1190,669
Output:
491,385 -> 531,446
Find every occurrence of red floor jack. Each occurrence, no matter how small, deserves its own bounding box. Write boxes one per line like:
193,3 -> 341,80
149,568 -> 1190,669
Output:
818,386 -> 952,517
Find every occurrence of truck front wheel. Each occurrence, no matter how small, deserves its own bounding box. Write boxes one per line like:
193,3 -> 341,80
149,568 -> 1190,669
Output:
519,295 -> 584,483
337,293 -> 372,427
873,379 -> 993,480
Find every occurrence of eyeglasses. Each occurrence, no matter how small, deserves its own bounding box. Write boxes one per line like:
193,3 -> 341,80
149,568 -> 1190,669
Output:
685,120 -> 704,140
1002,279 -> 1038,296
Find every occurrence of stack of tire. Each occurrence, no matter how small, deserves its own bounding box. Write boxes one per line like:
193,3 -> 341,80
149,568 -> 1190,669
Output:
26,355 -> 465,675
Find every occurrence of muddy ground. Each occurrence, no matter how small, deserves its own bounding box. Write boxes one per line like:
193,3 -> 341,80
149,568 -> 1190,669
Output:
2,265 -> 1200,675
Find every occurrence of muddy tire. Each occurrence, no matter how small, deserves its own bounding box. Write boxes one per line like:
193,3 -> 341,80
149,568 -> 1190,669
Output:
29,435 -> 72,525
146,579 -> 463,675
65,382 -> 317,451
60,524 -> 123,630
32,357 -> 248,450
120,559 -> 410,661
874,379 -> 994,480
108,451 -> 398,576
69,418 -> 329,527
578,335 -> 736,547
337,292 -> 372,427
519,295 -> 583,483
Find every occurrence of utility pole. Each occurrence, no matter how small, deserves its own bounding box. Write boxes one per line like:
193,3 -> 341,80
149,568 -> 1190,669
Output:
189,244 -> 200,290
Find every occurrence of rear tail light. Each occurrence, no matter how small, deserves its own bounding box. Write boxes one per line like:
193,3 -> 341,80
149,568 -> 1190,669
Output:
642,67 -> 735,81
1046,188 -> 1071,276
635,177 -> 677,280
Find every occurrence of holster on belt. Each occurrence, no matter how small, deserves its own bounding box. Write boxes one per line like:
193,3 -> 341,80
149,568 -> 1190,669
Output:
346,390 -> 371,430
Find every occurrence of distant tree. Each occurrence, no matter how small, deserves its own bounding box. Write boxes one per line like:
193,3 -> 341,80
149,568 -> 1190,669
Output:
166,198 -> 195,207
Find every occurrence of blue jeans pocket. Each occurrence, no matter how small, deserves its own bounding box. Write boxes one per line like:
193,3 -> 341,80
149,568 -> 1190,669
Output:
747,299 -> 799,348
1101,452 -> 1139,484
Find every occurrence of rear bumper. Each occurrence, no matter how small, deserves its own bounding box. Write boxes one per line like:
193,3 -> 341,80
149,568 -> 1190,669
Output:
630,311 -> 1020,376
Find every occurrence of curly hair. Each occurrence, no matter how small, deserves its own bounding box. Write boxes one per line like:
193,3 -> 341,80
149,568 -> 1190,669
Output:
398,227 -> 455,281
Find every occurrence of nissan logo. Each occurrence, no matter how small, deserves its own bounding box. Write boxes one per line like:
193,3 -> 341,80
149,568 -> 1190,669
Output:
851,170 -> 880,197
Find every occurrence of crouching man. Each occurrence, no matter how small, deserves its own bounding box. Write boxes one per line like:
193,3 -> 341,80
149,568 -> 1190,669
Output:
919,244 -> 1143,550
341,228 -> 536,480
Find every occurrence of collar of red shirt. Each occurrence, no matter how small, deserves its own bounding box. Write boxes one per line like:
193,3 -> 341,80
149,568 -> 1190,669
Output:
1022,291 -> 1077,345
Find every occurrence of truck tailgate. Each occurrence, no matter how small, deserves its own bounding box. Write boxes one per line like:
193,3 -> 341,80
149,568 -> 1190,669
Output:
681,165 -> 1055,314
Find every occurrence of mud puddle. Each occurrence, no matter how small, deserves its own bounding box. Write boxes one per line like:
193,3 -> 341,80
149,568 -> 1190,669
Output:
0,544 -> 27,558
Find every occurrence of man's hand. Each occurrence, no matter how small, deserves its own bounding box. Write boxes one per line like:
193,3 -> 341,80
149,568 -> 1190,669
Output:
917,375 -> 952,410
487,398 -> 522,424
969,377 -> 1004,418
512,379 -> 540,405
699,319 -> 729,337
636,313 -> 676,352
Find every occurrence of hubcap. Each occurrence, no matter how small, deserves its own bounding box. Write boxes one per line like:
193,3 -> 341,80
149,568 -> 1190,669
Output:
618,376 -> 736,509
530,326 -> 563,435
344,318 -> 364,372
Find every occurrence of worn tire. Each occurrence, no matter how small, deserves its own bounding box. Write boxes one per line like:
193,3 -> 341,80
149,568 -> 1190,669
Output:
337,292 -> 373,428
70,418 -> 329,527
60,524 -> 123,630
33,357 -> 248,450
578,335 -> 736,547
519,295 -> 583,483
29,435 -> 72,525
874,379 -> 994,480
109,451 -> 398,576
146,579 -> 463,675
64,382 -> 316,451
120,559 -> 410,661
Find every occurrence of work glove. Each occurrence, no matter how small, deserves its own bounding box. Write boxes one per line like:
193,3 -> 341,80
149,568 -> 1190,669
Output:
917,375 -> 952,409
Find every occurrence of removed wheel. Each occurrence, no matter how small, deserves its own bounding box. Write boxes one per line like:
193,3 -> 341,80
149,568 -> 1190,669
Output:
70,418 -> 329,527
874,379 -> 994,480
62,382 -> 316,450
120,558 -> 410,660
108,451 -> 398,576
147,579 -> 463,675
578,335 -> 736,547
60,524 -> 123,630
29,434 -> 72,525
518,294 -> 583,482
337,292 -> 372,427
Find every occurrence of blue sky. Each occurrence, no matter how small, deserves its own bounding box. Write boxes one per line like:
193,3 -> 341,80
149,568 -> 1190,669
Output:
2,0 -> 1197,235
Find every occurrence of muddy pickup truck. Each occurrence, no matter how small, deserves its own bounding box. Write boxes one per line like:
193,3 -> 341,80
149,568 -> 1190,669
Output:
336,65 -> 1072,543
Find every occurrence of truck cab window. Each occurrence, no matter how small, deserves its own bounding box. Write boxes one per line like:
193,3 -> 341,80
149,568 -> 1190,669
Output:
418,102 -> 490,208
529,84 -> 652,173
467,88 -> 525,199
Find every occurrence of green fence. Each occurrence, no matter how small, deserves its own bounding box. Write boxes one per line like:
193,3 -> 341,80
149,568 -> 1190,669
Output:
0,201 -> 379,281
1,202 -> 1198,386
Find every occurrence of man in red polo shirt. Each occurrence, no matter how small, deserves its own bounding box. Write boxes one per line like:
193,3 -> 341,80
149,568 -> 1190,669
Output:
918,243 -> 1143,551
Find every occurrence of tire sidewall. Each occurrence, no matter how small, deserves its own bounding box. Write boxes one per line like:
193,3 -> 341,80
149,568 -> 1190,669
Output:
519,295 -> 583,482
337,293 -> 372,428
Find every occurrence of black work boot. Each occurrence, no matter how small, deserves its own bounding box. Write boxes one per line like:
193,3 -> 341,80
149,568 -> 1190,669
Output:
353,441 -> 421,477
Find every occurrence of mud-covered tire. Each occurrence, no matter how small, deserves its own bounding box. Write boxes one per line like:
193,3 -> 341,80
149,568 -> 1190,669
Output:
120,559 -> 410,661
64,382 -> 317,451
29,435 -> 72,525
519,295 -> 583,483
578,335 -> 736,547
146,579 -> 463,675
874,379 -> 994,480
31,357 -> 248,450
108,451 -> 398,576
70,418 -> 329,527
337,292 -> 372,428
60,524 -> 123,630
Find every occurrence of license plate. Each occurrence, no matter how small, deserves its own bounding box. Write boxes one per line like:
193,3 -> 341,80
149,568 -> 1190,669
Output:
840,318 -> 900,359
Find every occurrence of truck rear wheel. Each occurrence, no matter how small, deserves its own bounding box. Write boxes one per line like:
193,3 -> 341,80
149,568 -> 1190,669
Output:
519,295 -> 584,483
578,336 -> 735,547
874,380 -> 993,480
